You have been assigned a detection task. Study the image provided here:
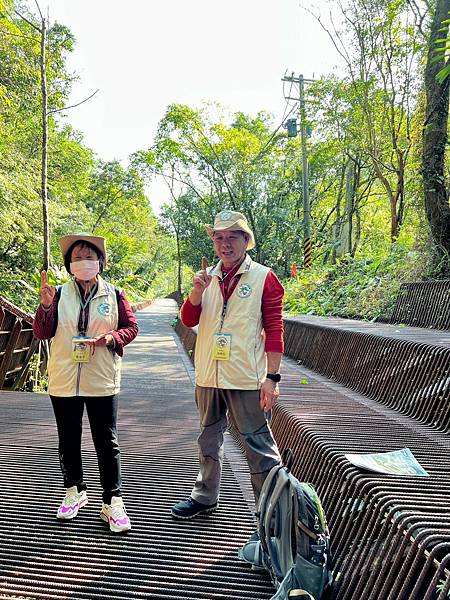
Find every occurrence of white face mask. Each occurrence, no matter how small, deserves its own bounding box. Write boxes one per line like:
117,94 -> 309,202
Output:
70,260 -> 100,281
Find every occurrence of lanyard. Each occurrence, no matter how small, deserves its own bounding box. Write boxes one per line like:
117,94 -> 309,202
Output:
218,273 -> 238,329
77,283 -> 97,335
219,299 -> 228,331
217,260 -> 245,329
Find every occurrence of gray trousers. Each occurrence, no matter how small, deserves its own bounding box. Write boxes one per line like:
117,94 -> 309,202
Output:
191,386 -> 281,506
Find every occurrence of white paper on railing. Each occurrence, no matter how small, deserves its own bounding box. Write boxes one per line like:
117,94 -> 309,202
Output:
344,447 -> 429,476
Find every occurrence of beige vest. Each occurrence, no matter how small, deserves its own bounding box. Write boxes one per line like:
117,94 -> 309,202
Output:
47,276 -> 121,397
195,255 -> 270,390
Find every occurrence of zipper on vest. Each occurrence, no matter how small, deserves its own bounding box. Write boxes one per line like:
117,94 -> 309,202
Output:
74,283 -> 96,396
215,265 -> 244,388
76,363 -> 82,396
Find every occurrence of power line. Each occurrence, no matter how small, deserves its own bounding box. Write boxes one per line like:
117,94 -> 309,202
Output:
249,99 -> 297,165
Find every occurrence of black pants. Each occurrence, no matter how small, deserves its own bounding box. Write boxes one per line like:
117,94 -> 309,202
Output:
50,395 -> 121,504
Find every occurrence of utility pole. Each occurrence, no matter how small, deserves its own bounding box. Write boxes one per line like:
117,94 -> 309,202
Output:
282,72 -> 315,268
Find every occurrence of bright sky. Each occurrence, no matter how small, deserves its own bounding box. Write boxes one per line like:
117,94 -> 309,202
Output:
39,0 -> 339,211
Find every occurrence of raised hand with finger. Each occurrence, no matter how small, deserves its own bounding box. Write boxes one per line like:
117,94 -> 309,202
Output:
190,256 -> 212,306
40,270 -> 56,308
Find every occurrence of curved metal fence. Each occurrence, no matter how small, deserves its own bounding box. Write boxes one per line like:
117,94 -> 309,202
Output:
390,280 -> 450,330
174,312 -> 450,600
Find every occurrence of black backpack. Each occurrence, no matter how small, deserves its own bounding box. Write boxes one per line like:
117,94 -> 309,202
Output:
239,451 -> 332,600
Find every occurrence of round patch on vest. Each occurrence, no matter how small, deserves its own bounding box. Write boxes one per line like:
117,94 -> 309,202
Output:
218,210 -> 232,221
236,283 -> 252,298
97,302 -> 112,316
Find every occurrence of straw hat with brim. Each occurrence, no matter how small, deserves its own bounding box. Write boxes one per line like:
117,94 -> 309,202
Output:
205,210 -> 255,250
59,234 -> 107,264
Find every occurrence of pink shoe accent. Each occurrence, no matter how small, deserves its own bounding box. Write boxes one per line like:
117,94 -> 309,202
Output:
60,503 -> 78,515
110,516 -> 130,526
57,490 -> 88,520
100,498 -> 131,532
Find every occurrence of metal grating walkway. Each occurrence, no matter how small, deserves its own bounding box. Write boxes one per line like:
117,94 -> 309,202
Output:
0,299 -> 273,600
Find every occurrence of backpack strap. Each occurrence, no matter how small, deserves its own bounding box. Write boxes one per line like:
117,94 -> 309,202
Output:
257,463 -> 284,545
257,464 -> 283,569
260,467 -> 296,581
295,483 -> 313,557
282,448 -> 294,471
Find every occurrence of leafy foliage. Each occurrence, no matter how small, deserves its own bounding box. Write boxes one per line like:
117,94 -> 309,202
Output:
0,0 -> 449,323
434,11 -> 450,82
0,1 -> 173,311
283,241 -> 437,320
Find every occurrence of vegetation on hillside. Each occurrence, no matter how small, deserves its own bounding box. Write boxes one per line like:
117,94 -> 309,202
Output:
0,0 -> 176,311
0,0 -> 449,318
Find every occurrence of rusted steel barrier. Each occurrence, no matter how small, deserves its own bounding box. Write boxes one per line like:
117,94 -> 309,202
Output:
271,389 -> 450,600
174,316 -> 450,600
0,296 -> 40,390
166,290 -> 184,306
280,316 -> 449,599
130,299 -> 152,312
283,319 -> 450,433
390,280 -> 450,330
174,317 -> 197,362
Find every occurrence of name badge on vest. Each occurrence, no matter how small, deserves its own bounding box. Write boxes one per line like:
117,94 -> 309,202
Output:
72,335 -> 91,363
212,333 -> 232,361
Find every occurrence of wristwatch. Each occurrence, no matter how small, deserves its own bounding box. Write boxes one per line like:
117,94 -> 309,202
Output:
266,372 -> 281,383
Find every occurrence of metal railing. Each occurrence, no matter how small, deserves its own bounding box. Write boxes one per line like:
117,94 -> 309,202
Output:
174,313 -> 450,600
390,280 -> 450,330
271,399 -> 450,600
283,318 -> 450,433
0,296 -> 41,390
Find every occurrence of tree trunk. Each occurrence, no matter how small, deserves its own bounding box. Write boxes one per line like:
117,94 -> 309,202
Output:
423,0 -> 450,258
332,158 -> 346,263
353,206 -> 361,257
40,17 -> 50,271
176,226 -> 182,296
345,158 -> 356,254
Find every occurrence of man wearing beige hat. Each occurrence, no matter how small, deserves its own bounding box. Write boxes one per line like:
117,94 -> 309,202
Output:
171,210 -> 284,520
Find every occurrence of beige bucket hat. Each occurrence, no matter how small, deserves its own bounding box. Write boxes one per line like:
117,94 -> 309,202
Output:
205,210 -> 255,250
59,234 -> 107,263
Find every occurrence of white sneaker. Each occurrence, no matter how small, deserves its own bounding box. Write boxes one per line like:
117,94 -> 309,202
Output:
100,496 -> 131,533
57,486 -> 88,520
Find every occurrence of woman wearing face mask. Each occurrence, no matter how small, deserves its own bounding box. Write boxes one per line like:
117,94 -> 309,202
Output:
33,234 -> 139,533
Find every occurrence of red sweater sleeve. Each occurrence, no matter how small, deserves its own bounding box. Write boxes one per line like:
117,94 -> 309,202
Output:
262,271 -> 284,353
33,297 -> 59,340
110,290 -> 139,357
180,297 -> 202,327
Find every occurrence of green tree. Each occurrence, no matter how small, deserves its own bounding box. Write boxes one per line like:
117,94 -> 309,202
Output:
422,0 -> 450,263
135,104 -> 304,274
312,0 -> 421,242
83,160 -> 165,296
